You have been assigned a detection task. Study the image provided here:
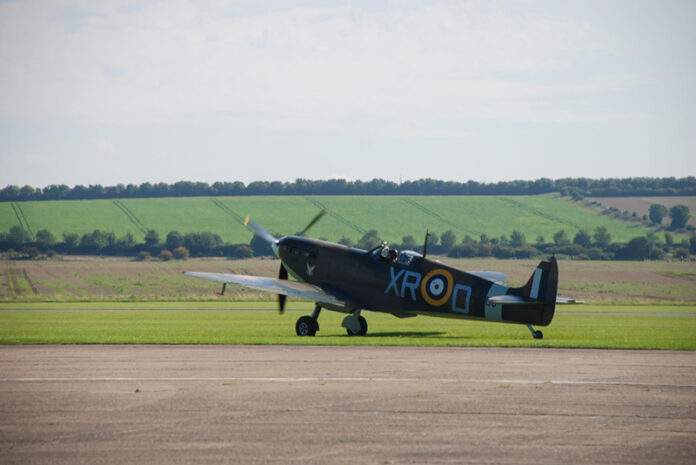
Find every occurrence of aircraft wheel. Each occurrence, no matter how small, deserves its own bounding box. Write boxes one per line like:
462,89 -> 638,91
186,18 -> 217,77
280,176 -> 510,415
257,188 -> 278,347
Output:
358,316 -> 368,336
347,316 -> 368,336
296,316 -> 318,336
532,330 -> 543,340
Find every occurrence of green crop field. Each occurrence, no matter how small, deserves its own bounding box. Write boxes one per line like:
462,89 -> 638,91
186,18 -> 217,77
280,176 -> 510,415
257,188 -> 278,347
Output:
0,302 -> 694,349
1,194 -> 656,243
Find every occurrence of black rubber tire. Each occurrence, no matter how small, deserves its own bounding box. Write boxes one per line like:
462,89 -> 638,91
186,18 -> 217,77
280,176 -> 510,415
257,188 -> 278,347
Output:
357,316 -> 368,336
296,316 -> 317,336
533,330 -> 543,340
347,316 -> 368,336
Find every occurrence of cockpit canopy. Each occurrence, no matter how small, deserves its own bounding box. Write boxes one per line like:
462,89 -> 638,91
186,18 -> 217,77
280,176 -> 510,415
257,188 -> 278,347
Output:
371,244 -> 422,266
397,250 -> 422,266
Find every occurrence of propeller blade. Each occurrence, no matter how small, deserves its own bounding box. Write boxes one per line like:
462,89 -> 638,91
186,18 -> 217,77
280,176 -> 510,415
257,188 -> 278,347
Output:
297,209 -> 326,236
244,216 -> 278,245
278,263 -> 288,314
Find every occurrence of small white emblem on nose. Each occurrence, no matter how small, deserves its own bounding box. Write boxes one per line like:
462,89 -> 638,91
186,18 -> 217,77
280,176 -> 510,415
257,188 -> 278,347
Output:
306,263 -> 315,276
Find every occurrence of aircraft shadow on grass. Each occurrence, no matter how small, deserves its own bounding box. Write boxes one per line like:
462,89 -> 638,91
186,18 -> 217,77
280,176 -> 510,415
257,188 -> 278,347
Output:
363,331 -> 446,338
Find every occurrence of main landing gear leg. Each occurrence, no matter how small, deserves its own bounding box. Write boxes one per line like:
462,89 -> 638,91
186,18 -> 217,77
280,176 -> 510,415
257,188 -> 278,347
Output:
311,303 -> 322,323
295,303 -> 321,337
342,310 -> 368,336
527,324 -> 543,340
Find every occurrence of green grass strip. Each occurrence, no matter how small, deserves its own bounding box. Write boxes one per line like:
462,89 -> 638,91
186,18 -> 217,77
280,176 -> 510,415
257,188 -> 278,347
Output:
1,303 -> 694,349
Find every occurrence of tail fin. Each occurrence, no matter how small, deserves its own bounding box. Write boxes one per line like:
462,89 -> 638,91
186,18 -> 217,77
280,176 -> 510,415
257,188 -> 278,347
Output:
514,256 -> 558,325
520,256 -> 558,304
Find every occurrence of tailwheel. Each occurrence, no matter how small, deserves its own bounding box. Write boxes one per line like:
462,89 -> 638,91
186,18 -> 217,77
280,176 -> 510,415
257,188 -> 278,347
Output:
296,316 -> 318,336
346,316 -> 368,336
526,324 -> 543,340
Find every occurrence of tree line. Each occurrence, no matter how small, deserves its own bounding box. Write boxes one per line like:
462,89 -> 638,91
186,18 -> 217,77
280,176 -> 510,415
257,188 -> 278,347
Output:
0,227 -> 253,260
578,200 -> 693,235
2,225 -> 694,262
647,204 -> 691,230
1,177 -> 695,201
344,227 -> 696,261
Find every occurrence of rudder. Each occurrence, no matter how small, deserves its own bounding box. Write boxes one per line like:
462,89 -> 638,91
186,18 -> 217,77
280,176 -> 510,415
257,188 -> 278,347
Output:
511,256 -> 558,325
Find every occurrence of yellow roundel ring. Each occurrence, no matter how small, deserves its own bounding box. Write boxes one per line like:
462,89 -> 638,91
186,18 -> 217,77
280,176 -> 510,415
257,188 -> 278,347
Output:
420,268 -> 454,306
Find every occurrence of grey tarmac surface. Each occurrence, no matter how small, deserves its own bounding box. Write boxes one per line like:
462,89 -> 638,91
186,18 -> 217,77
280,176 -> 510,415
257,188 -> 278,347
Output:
0,346 -> 695,465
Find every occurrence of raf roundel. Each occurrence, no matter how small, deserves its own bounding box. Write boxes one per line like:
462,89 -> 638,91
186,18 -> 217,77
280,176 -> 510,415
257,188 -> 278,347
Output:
420,268 -> 454,306
429,278 -> 445,296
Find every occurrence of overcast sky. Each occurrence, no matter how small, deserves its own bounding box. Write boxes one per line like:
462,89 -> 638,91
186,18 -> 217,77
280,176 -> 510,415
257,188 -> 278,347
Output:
1,0 -> 695,187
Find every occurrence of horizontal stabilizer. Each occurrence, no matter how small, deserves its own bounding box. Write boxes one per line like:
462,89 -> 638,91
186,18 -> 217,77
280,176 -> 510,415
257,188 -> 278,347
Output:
487,295 -> 529,305
470,271 -> 507,283
488,294 -> 584,305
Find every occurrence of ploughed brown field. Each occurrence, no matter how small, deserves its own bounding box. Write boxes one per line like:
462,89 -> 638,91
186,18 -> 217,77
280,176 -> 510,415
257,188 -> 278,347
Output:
1,256 -> 695,304
591,196 -> 696,227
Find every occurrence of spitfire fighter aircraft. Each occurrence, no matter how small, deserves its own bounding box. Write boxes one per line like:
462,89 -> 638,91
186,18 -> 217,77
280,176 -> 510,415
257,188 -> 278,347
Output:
186,211 -> 578,339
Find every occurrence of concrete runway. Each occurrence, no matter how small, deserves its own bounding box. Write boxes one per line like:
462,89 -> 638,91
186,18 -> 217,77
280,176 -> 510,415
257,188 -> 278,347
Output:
1,346 -> 695,465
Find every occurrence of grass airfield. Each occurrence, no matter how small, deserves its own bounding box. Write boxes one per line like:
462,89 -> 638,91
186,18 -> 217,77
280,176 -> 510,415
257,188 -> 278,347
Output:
1,301 -> 694,349
1,257 -> 695,349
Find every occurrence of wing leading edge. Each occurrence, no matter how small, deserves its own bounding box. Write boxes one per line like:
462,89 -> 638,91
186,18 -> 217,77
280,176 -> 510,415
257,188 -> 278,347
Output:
183,271 -> 348,308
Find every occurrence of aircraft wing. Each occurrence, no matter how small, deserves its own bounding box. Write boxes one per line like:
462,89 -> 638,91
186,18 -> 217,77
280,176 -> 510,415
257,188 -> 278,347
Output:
184,272 -> 349,307
488,295 -> 584,305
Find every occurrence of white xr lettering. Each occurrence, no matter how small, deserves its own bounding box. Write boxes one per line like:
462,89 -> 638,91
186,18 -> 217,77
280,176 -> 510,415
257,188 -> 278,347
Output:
385,267 -> 405,296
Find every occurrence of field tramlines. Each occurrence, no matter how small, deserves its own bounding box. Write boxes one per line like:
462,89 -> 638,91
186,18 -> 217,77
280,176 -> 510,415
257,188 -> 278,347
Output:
306,197 -> 366,235
400,198 -> 474,235
1,195 -> 660,244
10,202 -> 34,240
210,198 -> 245,224
113,200 -> 147,234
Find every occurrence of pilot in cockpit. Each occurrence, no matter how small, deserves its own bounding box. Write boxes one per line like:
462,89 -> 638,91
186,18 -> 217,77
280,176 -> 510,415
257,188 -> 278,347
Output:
379,245 -> 398,262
